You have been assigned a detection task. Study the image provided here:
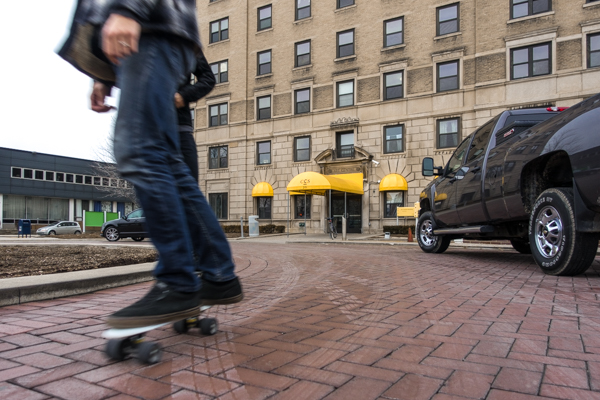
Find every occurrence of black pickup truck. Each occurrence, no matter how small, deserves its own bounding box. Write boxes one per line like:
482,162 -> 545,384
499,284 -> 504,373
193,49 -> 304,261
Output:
418,93 -> 600,276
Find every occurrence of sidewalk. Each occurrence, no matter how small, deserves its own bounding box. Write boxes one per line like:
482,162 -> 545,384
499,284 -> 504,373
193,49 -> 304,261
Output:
1,241 -> 599,399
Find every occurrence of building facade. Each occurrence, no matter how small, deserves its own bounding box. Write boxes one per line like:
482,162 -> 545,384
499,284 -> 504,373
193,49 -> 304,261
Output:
194,0 -> 600,233
0,148 -> 135,229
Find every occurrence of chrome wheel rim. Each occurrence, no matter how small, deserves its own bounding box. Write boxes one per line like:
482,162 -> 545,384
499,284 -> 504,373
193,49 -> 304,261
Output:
105,227 -> 119,241
534,205 -> 563,259
419,219 -> 436,247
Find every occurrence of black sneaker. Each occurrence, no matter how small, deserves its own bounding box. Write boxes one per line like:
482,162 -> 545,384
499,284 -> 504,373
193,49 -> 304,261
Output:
107,281 -> 201,329
200,277 -> 243,305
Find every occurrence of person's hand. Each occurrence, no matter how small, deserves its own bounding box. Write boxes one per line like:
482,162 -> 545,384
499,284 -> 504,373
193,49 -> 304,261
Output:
101,14 -> 141,65
90,81 -> 112,113
174,93 -> 185,108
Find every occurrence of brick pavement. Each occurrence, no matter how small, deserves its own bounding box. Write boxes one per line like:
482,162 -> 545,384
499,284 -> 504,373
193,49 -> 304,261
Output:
1,242 -> 600,399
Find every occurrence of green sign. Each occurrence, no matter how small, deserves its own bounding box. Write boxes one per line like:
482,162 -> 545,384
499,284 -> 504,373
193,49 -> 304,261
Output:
299,223 -> 305,227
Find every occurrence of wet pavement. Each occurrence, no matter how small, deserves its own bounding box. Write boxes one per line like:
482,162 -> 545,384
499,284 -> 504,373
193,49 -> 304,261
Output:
1,241 -> 600,399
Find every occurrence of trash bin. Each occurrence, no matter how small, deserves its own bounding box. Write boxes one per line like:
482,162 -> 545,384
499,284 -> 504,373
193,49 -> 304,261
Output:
18,219 -> 32,238
249,215 -> 259,237
384,232 -> 391,240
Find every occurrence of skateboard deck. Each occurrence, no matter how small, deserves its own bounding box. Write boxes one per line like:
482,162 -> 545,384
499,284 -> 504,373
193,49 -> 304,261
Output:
102,306 -> 215,364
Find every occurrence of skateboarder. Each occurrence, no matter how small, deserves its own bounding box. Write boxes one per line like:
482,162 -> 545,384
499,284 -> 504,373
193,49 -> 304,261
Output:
58,0 -> 242,329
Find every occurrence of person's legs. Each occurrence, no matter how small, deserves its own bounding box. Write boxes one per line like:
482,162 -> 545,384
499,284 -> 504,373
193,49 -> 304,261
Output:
179,130 -> 199,182
109,35 -> 241,328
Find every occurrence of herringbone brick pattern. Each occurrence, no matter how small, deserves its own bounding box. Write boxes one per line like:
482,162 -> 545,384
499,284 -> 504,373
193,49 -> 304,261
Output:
1,243 -> 600,399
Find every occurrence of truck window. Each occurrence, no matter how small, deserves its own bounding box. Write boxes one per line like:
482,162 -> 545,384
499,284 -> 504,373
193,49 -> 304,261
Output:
446,136 -> 472,174
466,119 -> 496,163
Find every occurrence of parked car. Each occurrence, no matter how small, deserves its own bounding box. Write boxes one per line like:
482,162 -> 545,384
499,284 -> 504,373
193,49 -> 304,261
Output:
101,209 -> 146,242
36,221 -> 82,236
418,94 -> 600,276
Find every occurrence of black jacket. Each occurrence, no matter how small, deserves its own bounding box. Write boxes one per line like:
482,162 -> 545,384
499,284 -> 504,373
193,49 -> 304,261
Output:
178,51 -> 216,128
58,0 -> 200,85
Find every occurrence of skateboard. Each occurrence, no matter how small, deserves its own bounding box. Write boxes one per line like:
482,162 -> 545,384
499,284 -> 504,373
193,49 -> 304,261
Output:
102,306 -> 217,364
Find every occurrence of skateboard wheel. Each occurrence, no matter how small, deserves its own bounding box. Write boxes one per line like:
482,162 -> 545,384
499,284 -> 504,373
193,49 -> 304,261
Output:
138,341 -> 162,364
106,338 -> 128,361
200,318 -> 218,335
173,319 -> 189,334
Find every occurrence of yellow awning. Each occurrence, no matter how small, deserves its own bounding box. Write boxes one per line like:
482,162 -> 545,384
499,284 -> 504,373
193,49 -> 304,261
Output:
286,172 -> 364,195
379,174 -> 408,191
252,182 -> 274,197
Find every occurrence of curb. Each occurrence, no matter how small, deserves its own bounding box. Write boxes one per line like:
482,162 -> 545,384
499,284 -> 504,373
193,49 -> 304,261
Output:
0,262 -> 156,306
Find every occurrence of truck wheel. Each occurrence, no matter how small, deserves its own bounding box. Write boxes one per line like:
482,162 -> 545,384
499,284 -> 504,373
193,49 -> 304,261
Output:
104,226 -> 120,242
417,211 -> 451,254
529,188 -> 599,276
510,239 -> 531,254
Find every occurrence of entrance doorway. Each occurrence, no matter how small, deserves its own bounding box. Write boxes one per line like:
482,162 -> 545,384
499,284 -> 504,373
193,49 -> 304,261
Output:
331,193 -> 362,233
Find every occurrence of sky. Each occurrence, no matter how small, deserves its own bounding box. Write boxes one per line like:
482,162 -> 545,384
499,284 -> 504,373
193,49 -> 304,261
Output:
0,1 -> 117,162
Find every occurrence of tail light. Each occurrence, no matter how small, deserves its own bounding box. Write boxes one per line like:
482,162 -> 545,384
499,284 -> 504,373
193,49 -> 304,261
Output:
547,107 -> 568,112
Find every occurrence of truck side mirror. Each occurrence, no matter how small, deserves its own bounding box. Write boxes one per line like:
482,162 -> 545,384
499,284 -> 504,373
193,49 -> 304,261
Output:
422,157 -> 443,177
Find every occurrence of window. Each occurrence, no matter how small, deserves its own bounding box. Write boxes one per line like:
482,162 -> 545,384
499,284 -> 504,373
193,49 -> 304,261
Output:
85,176 -> 92,185
258,197 -> 272,219
437,60 -> 459,92
589,33 -> 600,68
257,141 -> 271,165
295,88 -> 310,114
296,0 -> 310,20
337,29 -> 355,58
75,175 -> 83,184
257,96 -> 271,120
210,60 -> 228,83
294,136 -> 311,162
258,5 -> 272,30
66,174 -> 74,183
511,43 -> 551,79
437,118 -> 460,149
209,193 -> 228,219
45,171 -> 54,181
209,145 -> 228,169
258,50 -> 272,75
511,0 -> 551,19
338,0 -> 354,8
11,167 -> 21,178
437,3 -> 459,36
23,169 -> 33,179
337,131 -> 354,158
337,80 -> 354,108
384,17 -> 403,47
384,125 -> 404,154
295,40 -> 311,67
35,170 -> 44,180
384,71 -> 403,100
210,18 -> 229,44
384,192 -> 404,218
209,103 -> 228,126
466,119 -> 495,163
295,195 -> 311,218
94,177 -> 101,185
56,173 -> 64,182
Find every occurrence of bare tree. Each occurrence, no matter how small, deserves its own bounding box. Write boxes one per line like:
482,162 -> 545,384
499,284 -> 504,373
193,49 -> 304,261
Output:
91,116 -> 138,204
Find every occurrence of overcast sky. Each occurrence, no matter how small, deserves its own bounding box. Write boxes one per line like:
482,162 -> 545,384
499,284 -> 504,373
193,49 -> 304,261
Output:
0,1 -> 116,161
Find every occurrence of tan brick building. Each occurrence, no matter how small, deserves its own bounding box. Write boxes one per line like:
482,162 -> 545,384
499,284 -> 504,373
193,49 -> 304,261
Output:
192,0 -> 600,234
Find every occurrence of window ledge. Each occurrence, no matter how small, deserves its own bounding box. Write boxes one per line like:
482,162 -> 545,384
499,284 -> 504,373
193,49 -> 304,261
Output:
334,55 -> 357,63
584,1 -> 600,8
507,11 -> 555,24
381,44 -> 406,53
257,27 -> 273,34
208,125 -> 228,129
215,82 -> 229,87
208,39 -> 230,47
434,31 -> 462,41
294,16 -> 313,25
293,64 -> 312,71
208,168 -> 229,171
256,73 -> 273,80
208,0 -> 226,4
335,4 -> 357,13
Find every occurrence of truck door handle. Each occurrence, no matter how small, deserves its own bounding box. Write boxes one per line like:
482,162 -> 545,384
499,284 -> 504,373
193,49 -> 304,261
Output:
471,166 -> 481,174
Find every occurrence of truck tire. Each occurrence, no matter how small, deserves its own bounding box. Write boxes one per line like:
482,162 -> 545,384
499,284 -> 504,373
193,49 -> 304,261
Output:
417,211 -> 451,254
510,239 -> 531,254
529,188 -> 599,276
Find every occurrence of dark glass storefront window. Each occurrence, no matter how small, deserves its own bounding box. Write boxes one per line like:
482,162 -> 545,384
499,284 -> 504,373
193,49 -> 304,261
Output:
295,196 -> 311,218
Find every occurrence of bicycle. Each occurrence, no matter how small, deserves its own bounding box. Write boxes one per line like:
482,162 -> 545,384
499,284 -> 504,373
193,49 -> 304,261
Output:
327,217 -> 337,240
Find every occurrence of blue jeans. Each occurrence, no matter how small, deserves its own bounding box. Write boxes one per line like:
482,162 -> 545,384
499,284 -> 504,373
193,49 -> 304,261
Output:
113,35 -> 236,292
